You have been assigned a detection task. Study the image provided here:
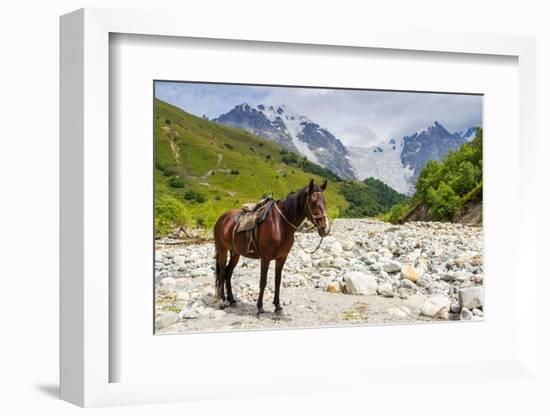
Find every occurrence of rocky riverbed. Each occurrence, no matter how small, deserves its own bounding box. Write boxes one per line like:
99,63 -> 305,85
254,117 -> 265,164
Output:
155,219 -> 484,334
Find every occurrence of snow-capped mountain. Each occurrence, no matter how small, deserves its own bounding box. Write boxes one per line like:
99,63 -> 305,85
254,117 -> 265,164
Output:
348,137 -> 415,195
213,103 -> 355,179
349,122 -> 479,195
401,121 -> 469,182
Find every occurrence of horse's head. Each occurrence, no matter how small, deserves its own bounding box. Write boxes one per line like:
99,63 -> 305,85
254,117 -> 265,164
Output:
306,179 -> 330,237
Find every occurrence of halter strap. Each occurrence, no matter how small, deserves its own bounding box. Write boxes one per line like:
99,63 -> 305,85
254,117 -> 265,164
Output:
273,200 -> 325,255
305,191 -> 330,233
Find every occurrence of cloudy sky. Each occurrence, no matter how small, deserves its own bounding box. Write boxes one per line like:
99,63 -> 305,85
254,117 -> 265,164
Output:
155,81 -> 483,147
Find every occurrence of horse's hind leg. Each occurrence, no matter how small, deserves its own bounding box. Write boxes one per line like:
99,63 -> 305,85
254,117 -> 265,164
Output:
224,251 -> 240,306
215,249 -> 228,306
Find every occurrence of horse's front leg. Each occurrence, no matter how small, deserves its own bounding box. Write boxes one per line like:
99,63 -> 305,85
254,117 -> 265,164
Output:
273,256 -> 287,315
257,257 -> 270,314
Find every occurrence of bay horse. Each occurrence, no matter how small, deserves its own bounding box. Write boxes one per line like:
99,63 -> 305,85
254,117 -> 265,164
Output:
213,179 -> 330,314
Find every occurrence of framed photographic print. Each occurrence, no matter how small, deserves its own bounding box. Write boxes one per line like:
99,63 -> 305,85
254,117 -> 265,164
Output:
152,81 -> 484,334
60,7 -> 538,408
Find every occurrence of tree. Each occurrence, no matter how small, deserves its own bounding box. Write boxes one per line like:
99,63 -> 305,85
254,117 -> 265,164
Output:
427,182 -> 459,221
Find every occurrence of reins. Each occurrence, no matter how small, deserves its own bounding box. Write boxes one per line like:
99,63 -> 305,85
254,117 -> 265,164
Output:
273,191 -> 328,255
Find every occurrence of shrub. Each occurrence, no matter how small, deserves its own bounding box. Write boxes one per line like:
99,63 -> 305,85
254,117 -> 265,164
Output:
162,166 -> 178,177
168,177 -> 185,188
385,203 -> 408,224
183,189 -> 206,203
155,194 -> 192,236
230,169 -> 240,175
281,153 -> 299,165
165,118 -> 171,125
184,190 -> 196,200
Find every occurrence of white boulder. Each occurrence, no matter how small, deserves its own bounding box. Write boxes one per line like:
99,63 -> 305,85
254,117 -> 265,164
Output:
343,272 -> 378,295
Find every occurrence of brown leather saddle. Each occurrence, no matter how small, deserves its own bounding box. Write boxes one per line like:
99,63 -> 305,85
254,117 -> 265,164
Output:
233,197 -> 275,255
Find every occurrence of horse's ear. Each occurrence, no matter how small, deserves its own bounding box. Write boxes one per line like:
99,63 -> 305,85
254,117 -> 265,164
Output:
308,179 -> 315,193
320,180 -> 328,192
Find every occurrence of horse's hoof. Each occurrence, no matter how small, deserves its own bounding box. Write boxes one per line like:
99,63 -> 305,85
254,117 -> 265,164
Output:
274,308 -> 284,316
229,300 -> 238,308
219,301 -> 227,310
256,307 -> 265,316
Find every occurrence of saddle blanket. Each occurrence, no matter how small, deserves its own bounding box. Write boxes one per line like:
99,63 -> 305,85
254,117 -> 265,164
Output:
235,199 -> 274,233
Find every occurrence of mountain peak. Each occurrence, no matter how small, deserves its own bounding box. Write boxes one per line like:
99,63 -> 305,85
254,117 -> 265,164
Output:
214,103 -> 354,179
429,120 -> 449,134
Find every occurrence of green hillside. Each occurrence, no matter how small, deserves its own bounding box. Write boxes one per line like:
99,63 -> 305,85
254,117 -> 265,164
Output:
385,128 -> 483,224
154,99 -> 409,236
340,177 -> 410,218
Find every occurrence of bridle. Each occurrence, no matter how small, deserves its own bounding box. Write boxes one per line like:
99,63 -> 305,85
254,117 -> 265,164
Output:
305,191 -> 330,235
273,190 -> 329,254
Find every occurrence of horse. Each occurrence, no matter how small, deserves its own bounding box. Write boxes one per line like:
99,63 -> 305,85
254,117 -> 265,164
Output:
213,179 -> 330,315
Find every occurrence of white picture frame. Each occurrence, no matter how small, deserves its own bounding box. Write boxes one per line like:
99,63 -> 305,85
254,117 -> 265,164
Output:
60,8 -> 538,408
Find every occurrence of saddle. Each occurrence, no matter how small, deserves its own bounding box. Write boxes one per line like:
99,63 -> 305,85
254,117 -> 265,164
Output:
233,197 -> 275,255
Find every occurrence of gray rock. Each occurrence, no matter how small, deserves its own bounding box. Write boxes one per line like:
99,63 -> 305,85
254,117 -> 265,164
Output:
340,239 -> 355,251
173,255 -> 187,267
377,282 -> 394,297
472,308 -> 483,317
460,307 -> 473,320
399,279 -> 416,290
421,295 -> 451,319
458,286 -> 484,309
382,259 -> 402,273
362,251 -> 380,265
453,271 -> 472,282
404,293 -> 427,313
441,272 -> 456,282
343,272 -> 377,295
314,258 -> 332,268
450,302 -> 462,314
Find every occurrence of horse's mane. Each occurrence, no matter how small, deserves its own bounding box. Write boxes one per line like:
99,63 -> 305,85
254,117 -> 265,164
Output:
279,184 -> 321,218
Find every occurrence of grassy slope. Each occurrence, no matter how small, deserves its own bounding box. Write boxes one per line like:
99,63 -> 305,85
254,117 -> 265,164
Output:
155,99 -> 348,234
